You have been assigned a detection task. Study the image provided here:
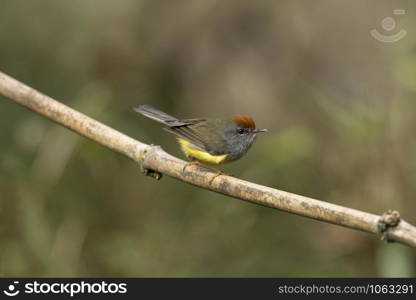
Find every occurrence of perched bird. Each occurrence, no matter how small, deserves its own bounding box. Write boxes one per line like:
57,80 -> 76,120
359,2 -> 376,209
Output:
134,105 -> 267,180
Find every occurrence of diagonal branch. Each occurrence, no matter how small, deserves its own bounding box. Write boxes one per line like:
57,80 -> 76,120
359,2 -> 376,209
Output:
1,71 -> 415,248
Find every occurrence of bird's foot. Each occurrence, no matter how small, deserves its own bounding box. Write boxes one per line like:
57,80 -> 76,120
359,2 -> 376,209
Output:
182,161 -> 231,183
202,165 -> 232,184
208,170 -> 227,184
182,161 -> 201,172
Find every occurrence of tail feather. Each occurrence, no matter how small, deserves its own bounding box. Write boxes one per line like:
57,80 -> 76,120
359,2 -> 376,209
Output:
133,105 -> 178,126
134,104 -> 210,153
133,105 -> 205,127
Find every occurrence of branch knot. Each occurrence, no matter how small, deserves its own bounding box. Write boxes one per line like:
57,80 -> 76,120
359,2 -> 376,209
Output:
378,209 -> 401,242
139,145 -> 163,180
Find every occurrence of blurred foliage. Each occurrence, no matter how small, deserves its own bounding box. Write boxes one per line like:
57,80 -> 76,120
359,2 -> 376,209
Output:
0,0 -> 415,276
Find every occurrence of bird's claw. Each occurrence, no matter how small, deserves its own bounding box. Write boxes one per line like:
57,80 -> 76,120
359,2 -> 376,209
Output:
182,161 -> 200,172
182,161 -> 229,184
208,171 -> 225,184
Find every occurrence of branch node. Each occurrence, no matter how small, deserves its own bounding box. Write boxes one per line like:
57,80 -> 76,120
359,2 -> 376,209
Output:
139,145 -> 163,180
378,209 -> 401,242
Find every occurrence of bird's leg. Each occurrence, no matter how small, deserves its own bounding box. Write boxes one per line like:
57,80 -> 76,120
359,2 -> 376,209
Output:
208,170 -> 227,184
182,160 -> 201,172
182,161 -> 229,183
197,165 -> 230,184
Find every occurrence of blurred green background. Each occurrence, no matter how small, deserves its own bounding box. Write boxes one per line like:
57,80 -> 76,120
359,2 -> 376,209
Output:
1,0 -> 415,277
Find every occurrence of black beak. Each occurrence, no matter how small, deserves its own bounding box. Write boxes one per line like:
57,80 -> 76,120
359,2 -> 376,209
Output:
253,128 -> 268,133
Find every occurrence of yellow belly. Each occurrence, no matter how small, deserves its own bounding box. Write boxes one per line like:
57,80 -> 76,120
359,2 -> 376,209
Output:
177,138 -> 228,165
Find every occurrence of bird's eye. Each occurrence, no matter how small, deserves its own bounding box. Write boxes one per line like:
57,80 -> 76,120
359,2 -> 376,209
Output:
237,128 -> 245,134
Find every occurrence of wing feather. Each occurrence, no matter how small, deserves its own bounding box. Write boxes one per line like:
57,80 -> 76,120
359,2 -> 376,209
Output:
164,120 -> 228,155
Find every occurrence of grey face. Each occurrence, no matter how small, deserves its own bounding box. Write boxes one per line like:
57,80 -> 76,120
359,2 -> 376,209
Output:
223,122 -> 261,161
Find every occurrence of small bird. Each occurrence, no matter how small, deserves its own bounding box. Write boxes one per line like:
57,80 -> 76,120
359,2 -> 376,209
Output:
134,105 -> 267,180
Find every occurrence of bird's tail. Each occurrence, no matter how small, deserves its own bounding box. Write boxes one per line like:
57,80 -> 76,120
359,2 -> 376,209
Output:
133,105 -> 179,126
134,105 -> 205,127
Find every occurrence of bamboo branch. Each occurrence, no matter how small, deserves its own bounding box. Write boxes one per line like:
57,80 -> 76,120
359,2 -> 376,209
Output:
1,71 -> 416,248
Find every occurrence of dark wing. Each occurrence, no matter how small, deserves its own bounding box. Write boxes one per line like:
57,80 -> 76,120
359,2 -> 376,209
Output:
164,120 -> 228,155
134,105 -> 227,154
163,125 -> 207,151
